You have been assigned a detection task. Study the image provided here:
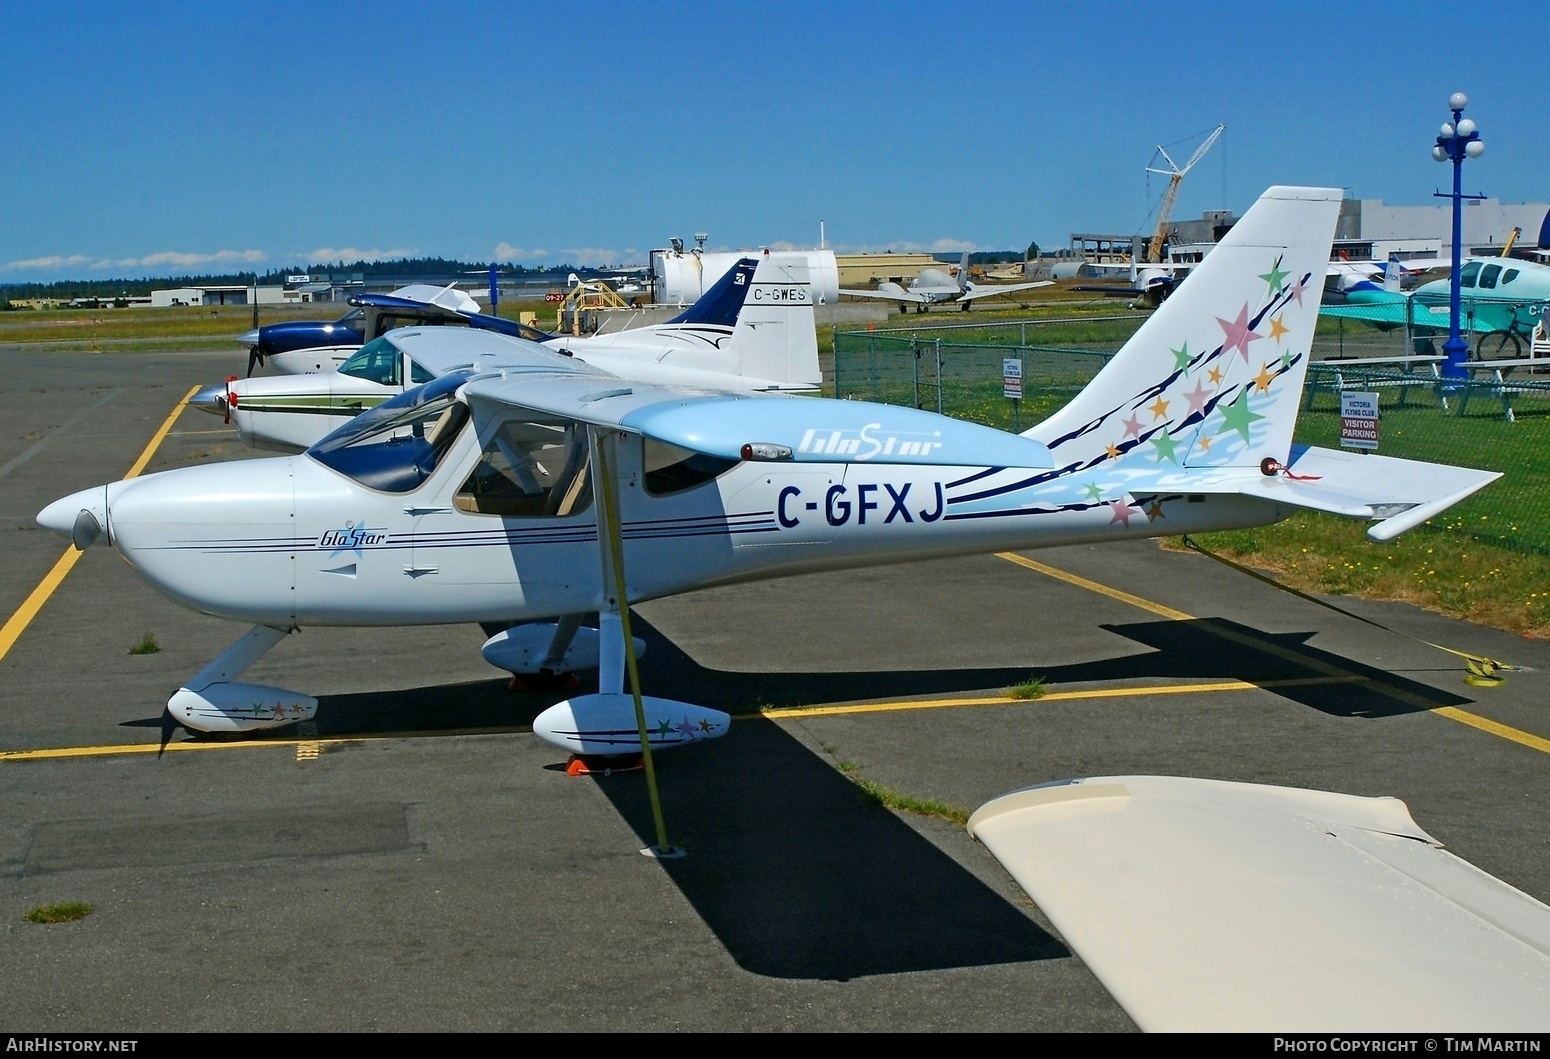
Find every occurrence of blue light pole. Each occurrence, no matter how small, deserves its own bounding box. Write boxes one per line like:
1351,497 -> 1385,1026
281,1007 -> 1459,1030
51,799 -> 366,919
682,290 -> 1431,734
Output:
1433,91 -> 1485,378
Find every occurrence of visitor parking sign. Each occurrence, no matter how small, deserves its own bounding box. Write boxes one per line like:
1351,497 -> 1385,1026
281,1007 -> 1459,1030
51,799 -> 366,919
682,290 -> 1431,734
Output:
1339,391 -> 1379,450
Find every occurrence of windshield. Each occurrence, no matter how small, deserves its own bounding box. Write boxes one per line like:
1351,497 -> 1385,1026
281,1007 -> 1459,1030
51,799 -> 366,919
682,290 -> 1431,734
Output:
307,371 -> 472,492
339,336 -> 402,385
333,307 -> 365,327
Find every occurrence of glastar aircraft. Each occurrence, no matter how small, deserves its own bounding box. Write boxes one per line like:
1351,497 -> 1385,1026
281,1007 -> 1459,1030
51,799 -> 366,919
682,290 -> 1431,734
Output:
192,254 -> 820,452
840,251 -> 1052,311
38,186 -> 1500,754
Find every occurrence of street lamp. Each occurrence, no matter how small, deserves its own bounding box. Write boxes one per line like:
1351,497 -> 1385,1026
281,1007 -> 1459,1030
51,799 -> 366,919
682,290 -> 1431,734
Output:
1433,91 -> 1485,378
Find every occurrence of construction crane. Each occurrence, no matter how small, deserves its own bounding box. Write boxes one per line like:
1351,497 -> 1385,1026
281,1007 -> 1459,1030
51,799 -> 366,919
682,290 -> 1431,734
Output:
1145,124 -> 1225,264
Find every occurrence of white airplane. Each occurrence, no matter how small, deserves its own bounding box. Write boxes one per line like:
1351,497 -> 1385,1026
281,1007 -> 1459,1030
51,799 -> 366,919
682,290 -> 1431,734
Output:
192,254 -> 820,452
840,251 -> 1052,311
38,186 -> 1500,755
239,283 -> 487,376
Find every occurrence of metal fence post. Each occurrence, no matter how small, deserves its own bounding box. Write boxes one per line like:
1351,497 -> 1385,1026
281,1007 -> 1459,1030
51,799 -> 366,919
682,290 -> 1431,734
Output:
935,339 -> 944,414
912,336 -> 921,409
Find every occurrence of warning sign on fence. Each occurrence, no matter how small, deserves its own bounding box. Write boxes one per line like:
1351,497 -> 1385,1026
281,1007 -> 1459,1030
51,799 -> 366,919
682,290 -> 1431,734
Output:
1339,391 -> 1379,450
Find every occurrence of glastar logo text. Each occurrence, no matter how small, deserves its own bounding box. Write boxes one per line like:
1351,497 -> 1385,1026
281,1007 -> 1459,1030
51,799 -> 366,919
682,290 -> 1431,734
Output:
318,525 -> 389,550
797,423 -> 943,460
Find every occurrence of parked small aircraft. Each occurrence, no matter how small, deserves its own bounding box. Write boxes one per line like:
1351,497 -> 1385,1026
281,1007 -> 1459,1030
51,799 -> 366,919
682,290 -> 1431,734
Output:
1320,213 -> 1550,357
239,284 -> 487,376
38,186 -> 1499,750
840,251 -> 1052,311
192,254 -> 820,452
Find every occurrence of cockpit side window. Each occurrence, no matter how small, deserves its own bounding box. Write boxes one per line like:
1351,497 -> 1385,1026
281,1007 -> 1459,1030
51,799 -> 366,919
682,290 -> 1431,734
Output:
409,358 -> 435,384
1479,263 -> 1502,290
643,439 -> 738,496
307,374 -> 473,492
1503,268 -> 1520,285
455,418 -> 593,518
1460,261 -> 1482,288
338,336 -> 402,385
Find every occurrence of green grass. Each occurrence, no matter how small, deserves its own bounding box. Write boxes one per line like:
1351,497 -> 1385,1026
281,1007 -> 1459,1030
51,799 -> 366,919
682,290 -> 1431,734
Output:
1008,677 -> 1047,700
128,632 -> 160,655
25,901 -> 93,924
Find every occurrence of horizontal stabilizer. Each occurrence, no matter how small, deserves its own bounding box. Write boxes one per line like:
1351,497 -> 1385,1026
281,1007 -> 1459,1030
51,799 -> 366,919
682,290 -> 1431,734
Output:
969,776 -> 1550,1032
1171,444 -> 1500,540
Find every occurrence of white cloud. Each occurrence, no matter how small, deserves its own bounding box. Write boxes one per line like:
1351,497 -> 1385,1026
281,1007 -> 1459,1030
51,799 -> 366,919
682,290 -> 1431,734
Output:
4,249 -> 268,274
556,247 -> 647,267
1,254 -> 95,271
492,242 -> 548,261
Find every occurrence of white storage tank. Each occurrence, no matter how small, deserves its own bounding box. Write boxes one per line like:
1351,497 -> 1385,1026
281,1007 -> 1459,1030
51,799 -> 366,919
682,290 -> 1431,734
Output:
650,248 -> 839,307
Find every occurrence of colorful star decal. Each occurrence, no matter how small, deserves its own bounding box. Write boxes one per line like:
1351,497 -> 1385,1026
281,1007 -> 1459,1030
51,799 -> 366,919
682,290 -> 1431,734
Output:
1084,481 -> 1103,501
1146,499 -> 1166,521
1217,304 -> 1263,363
1259,256 -> 1289,294
1252,363 -> 1277,394
1172,342 -> 1192,374
1105,441 -> 1122,460
1216,390 -> 1265,442
1151,431 -> 1180,463
1108,499 -> 1137,527
1280,351 -> 1295,371
1290,274 -> 1310,307
1147,396 -> 1170,421
1182,379 -> 1212,417
656,718 -> 674,737
1268,314 -> 1289,343
1121,413 -> 1144,439
1208,365 -> 1224,386
1196,433 -> 1213,453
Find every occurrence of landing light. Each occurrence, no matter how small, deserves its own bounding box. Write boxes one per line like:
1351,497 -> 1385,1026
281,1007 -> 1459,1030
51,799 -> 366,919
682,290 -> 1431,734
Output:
740,442 -> 793,461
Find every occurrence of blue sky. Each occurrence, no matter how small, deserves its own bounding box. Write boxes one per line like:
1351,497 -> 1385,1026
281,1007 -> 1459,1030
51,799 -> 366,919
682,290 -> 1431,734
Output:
3,1 -> 1546,281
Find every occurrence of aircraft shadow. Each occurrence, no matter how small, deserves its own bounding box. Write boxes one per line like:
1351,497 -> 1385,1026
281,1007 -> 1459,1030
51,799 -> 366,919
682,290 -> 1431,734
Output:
586,718 -> 1068,980
628,614 -> 1471,719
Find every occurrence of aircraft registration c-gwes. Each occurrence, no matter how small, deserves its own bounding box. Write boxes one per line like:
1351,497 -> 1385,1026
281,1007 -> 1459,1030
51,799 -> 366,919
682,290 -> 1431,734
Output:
39,186 -> 1500,751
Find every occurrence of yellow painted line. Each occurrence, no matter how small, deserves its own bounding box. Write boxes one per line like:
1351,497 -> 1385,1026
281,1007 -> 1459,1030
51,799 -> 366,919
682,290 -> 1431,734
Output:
1433,707 -> 1550,754
5,678 -> 1368,763
0,386 -> 199,665
2,724 -> 536,763
998,551 -> 1194,621
995,551 -> 1550,755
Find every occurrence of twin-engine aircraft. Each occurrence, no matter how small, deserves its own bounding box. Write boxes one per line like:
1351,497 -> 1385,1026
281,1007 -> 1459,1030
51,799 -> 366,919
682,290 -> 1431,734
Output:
840,250 -> 1052,311
194,254 -> 820,452
39,186 -> 1500,753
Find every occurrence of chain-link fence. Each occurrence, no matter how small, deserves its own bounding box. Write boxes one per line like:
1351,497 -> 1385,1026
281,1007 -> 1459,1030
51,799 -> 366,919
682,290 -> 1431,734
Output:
833,314 -> 1550,554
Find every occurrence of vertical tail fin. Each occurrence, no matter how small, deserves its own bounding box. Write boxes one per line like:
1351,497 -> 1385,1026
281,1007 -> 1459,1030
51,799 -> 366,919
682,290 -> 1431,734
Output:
1024,186 -> 1342,474
724,253 -> 820,389
1382,255 -> 1404,293
665,257 -> 758,326
957,251 -> 971,292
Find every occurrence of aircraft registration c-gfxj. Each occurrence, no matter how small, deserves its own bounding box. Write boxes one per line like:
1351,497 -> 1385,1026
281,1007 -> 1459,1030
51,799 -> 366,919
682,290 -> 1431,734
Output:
39,186 -> 1501,747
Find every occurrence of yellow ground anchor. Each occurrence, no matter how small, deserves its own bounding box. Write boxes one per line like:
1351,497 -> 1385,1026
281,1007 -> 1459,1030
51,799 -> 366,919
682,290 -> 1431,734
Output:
1180,536 -> 1516,689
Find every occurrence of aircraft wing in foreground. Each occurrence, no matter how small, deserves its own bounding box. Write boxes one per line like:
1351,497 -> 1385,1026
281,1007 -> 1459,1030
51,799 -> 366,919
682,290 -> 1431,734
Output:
969,775 -> 1550,1032
38,186 -> 1499,741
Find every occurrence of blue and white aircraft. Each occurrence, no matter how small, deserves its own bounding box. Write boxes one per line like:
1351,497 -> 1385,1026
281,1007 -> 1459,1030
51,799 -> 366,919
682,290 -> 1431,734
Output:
238,283 -> 489,376
38,186 -> 1500,752
195,254 -> 820,452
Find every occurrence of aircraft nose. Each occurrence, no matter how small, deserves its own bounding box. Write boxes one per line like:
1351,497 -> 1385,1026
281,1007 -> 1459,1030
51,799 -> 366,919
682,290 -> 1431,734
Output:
37,485 -> 111,550
189,382 -> 230,417
236,328 -> 261,346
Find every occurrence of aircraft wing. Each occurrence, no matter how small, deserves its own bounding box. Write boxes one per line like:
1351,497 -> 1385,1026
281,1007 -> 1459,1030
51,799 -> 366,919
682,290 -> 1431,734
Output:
955,280 -> 1054,302
1317,301 -> 1418,326
968,776 -> 1550,1032
838,287 -> 927,305
458,374 -> 1055,468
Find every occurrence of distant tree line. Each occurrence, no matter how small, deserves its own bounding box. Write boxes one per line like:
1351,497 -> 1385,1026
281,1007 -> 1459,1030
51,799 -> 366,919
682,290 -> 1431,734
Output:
0,256 -> 610,302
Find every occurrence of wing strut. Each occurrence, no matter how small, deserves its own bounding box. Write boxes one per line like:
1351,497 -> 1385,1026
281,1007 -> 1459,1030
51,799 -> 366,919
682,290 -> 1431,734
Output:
592,426 -> 684,860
